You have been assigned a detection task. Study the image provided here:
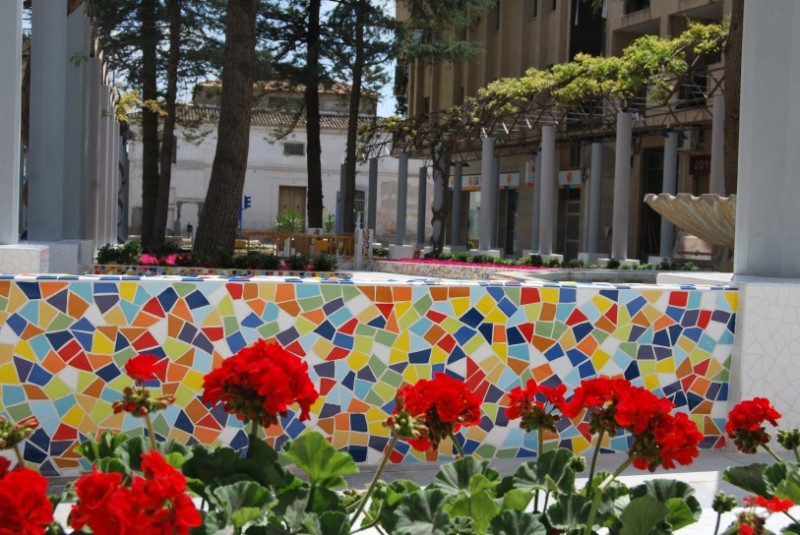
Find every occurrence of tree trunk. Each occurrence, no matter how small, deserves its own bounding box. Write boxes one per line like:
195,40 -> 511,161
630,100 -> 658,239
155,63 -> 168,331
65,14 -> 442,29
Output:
154,0 -> 181,244
193,0 -> 258,255
343,0 -> 367,234
724,0 -> 743,196
139,0 -> 160,250
305,0 -> 323,229
430,146 -> 449,256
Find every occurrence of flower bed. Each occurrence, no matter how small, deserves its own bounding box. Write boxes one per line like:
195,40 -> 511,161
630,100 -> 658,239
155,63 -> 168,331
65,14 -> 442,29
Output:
92,263 -> 353,278
2,343 -> 798,534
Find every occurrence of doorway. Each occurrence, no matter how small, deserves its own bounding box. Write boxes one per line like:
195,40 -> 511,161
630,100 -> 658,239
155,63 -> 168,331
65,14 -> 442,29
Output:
639,149 -> 664,260
278,186 -> 306,218
557,188 -> 581,261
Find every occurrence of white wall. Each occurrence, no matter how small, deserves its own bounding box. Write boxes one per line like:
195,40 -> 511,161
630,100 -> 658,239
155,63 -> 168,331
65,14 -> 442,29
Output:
127,122 -> 430,244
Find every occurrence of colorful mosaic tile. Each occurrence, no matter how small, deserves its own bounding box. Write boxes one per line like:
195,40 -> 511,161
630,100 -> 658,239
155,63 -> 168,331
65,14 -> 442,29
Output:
0,276 -> 737,475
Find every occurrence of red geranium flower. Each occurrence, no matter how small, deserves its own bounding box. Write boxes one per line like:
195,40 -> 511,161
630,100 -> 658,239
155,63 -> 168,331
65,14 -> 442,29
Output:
124,354 -> 163,383
202,339 -> 320,428
505,379 -> 567,434
739,525 -> 754,535
744,495 -> 795,513
562,376 -> 632,435
389,373 -> 481,451
726,398 -> 782,454
652,412 -> 704,470
0,466 -> 54,535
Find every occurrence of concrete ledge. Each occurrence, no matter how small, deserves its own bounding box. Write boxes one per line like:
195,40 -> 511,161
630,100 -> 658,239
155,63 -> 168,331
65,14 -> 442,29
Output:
0,244 -> 49,274
469,249 -> 502,258
388,244 -> 415,259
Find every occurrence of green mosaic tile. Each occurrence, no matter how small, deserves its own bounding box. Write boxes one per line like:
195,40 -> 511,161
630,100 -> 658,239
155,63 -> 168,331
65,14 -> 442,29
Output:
7,404 -> 32,421
381,369 -> 403,387
320,285 -> 343,301
367,356 -> 388,377
441,318 -> 462,334
173,283 -> 197,297
619,342 -> 637,358
257,323 -> 280,339
217,295 -> 235,317
223,317 -> 240,336
613,324 -> 632,341
372,382 -> 396,402
593,331 -> 609,344
51,313 -> 75,330
354,337 -> 373,354
463,334 -> 483,355
355,324 -> 376,338
175,384 -> 197,406
153,413 -> 170,437
637,361 -> 656,375
341,285 -> 362,301
504,287 -> 521,305
294,316 -> 317,335
551,322 -> 568,340
398,310 -> 420,331
298,296 -> 324,312
0,296 -> 8,310
112,347 -> 137,367
77,371 -> 98,391
497,448 -> 519,459
535,322 -> 553,338
689,350 -> 711,365
413,295 -> 433,314
91,402 -> 113,423
364,390 -> 385,407
374,330 -> 397,347
163,338 -> 191,358
475,444 -> 497,458
43,377 -> 71,399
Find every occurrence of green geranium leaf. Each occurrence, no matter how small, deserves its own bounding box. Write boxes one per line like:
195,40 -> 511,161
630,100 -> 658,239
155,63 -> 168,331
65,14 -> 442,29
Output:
434,456 -> 500,495
445,477 -> 500,534
773,464 -> 800,503
281,432 -> 357,488
546,494 -> 592,531
723,464 -> 771,498
211,481 -> 272,528
394,488 -> 451,535
629,479 -> 701,530
374,480 -> 423,533
75,430 -> 127,462
117,436 -> 147,472
618,495 -> 668,535
487,510 -> 547,535
317,511 -> 350,535
93,457 -> 129,477
183,443 -> 289,491
782,524 -> 800,534
536,449 -> 577,495
309,486 -> 342,514
501,488 -> 535,512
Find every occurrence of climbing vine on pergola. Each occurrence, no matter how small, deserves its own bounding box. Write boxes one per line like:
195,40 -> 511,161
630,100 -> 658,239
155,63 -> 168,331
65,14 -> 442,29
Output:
359,22 -> 728,255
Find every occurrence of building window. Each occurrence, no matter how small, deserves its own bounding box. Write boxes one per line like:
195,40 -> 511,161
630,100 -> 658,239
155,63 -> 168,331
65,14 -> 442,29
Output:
354,189 -> 365,215
527,0 -> 538,18
283,142 -> 305,156
624,0 -> 650,14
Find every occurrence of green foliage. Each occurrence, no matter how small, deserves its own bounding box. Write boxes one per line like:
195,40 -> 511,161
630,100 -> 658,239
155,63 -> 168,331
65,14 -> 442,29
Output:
285,253 -> 309,271
311,254 -> 338,271
274,210 -> 305,233
96,241 -> 142,265
606,259 -> 621,269
281,432 -> 358,488
373,246 -> 389,257
530,254 -> 544,268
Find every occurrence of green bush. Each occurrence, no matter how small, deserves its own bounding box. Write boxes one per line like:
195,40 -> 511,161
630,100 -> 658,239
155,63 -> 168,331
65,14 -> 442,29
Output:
530,254 -> 543,267
546,257 -> 562,268
311,254 -> 338,271
565,258 -> 585,269
285,253 -> 308,271
373,247 -> 389,257
453,252 -> 470,262
96,241 -> 142,265
606,258 -> 621,269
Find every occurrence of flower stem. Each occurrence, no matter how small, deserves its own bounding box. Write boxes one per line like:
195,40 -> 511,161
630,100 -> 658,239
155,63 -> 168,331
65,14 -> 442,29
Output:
586,428 -> 606,499
143,413 -> 158,451
582,456 -> 634,535
762,444 -> 784,463
13,443 -> 24,466
449,430 -> 466,458
713,512 -> 722,535
351,432 -> 400,527
794,447 -> 799,463
538,428 -> 544,458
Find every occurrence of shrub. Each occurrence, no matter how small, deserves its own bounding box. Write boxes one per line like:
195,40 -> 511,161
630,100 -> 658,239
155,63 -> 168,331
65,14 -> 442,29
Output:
373,247 -> 389,257
546,257 -> 562,268
530,254 -> 543,267
285,253 -> 308,271
606,258 -> 621,269
453,252 -> 470,262
311,254 -> 337,271
565,258 -> 585,269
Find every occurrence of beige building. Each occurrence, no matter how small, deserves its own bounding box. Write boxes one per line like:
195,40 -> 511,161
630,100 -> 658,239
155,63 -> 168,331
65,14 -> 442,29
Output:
401,0 -> 730,262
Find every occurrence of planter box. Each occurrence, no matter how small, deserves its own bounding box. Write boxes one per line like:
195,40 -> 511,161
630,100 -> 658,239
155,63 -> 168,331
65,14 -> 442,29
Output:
93,264 -> 351,279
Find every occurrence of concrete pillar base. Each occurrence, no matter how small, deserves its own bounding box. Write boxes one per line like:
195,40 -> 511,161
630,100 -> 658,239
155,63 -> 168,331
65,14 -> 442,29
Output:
389,245 -> 415,259
28,241 -> 81,274
470,249 -> 502,258
578,252 -> 604,265
0,244 -> 49,274
64,239 -> 95,274
446,246 -> 467,253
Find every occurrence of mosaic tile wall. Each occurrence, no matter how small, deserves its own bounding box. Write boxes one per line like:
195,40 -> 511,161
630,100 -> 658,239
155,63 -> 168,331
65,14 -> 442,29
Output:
0,275 -> 737,476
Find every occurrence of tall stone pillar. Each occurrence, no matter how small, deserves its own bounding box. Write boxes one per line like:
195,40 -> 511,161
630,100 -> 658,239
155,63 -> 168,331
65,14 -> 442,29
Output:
451,162 -> 464,249
336,163 -> 346,233
531,151 -> 542,252
396,153 -> 409,245
28,0 -> 67,241
732,0 -> 800,426
479,135 -> 494,250
431,151 -> 447,250
659,132 -> 679,258
0,2 -> 22,244
538,125 -> 556,256
710,92 -> 725,196
64,7 -> 90,239
84,56 -> 102,245
490,156 -> 500,249
587,142 -> 604,254
416,166 -> 427,247
367,157 -> 378,231
611,112 -> 632,261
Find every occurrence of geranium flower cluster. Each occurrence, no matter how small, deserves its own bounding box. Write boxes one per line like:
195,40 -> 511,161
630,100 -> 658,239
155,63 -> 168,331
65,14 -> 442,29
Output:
69,451 -> 201,535
505,378 -> 567,434
202,339 -> 320,428
514,376 -> 704,472
389,373 -> 482,451
112,354 -> 175,417
725,397 -> 782,454
0,457 -> 54,535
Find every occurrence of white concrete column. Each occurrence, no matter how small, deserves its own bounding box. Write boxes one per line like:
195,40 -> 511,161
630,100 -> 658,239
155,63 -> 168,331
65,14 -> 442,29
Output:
28,0 -> 68,241
95,86 -> 109,245
396,153 -> 409,245
367,157 -> 378,231
63,8 -> 90,239
659,132 -> 679,258
451,162 -> 464,248
531,151 -> 542,252
118,139 -> 130,242
538,125 -> 556,255
0,2 -> 22,244
490,156 -> 500,249
710,92 -> 725,196
611,112 -> 632,260
479,135 -> 494,250
108,119 -> 121,244
587,142 -> 604,254
84,57 -> 101,245
431,150 -> 447,249
416,166 -> 427,247
734,2 -> 800,278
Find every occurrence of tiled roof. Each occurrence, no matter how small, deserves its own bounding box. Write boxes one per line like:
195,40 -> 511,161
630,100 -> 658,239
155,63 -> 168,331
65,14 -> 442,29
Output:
176,106 -> 384,130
